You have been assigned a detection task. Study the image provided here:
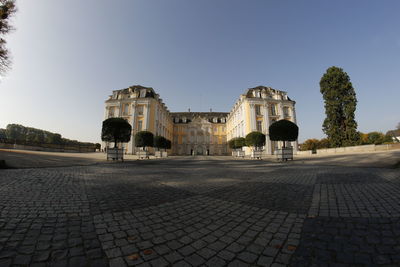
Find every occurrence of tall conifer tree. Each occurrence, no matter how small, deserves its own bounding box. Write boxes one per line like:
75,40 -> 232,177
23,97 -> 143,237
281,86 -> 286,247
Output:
0,0 -> 16,75
320,66 -> 358,147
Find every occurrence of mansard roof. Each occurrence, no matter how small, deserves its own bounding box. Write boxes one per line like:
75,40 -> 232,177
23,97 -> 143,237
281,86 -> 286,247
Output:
171,112 -> 229,124
245,86 -> 288,98
171,112 -> 228,117
106,85 -> 156,102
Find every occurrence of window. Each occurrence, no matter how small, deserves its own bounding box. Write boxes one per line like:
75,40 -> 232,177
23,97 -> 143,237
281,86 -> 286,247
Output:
108,107 -> 115,117
138,121 -> 143,131
257,121 -> 262,132
123,104 -> 129,115
283,107 -> 289,117
255,105 -> 261,115
140,89 -> 146,98
270,104 -> 277,116
137,105 -> 144,115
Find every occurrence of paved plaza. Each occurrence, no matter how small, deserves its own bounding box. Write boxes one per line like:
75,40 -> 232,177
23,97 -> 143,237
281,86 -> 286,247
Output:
0,156 -> 400,266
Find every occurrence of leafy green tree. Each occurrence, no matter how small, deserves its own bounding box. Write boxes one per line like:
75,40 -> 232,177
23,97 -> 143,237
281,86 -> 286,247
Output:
235,137 -> 246,149
0,0 -> 16,74
165,139 -> 171,151
245,132 -> 265,150
228,139 -> 236,150
6,124 -> 25,141
318,138 -> 330,149
25,128 -> 36,143
228,137 -> 245,150
367,132 -> 382,145
154,136 -> 167,151
300,139 -> 319,151
383,134 -> 393,143
44,133 -> 62,144
0,128 -> 6,141
135,131 -> 154,150
320,66 -> 358,147
34,131 -> 45,143
269,119 -> 299,148
101,118 -> 132,148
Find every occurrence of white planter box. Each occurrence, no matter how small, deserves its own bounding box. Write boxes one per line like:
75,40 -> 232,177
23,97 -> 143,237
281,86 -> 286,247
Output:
162,151 -> 168,157
237,151 -> 245,157
155,151 -> 162,158
137,151 -> 149,159
276,148 -> 293,161
107,148 -> 124,161
251,151 -> 263,159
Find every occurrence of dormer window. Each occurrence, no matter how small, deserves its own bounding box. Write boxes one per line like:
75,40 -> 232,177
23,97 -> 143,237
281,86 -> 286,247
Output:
182,117 -> 187,123
213,117 -> 218,123
140,89 -> 146,98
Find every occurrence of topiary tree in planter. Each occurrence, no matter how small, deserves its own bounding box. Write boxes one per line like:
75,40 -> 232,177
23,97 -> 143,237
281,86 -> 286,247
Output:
269,119 -> 299,148
101,118 -> 132,160
101,118 -> 132,148
135,131 -> 154,151
235,137 -> 246,150
165,139 -> 171,151
245,132 -> 266,151
228,139 -> 237,150
154,136 -> 167,151
269,119 -> 299,161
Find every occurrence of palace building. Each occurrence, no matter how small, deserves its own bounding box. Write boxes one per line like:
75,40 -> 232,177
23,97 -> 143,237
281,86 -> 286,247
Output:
104,85 -> 297,155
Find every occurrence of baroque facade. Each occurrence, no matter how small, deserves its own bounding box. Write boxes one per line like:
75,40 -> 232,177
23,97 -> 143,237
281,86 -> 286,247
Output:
104,85 -> 297,155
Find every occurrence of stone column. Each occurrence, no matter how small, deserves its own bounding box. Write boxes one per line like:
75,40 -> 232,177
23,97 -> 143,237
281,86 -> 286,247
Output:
292,105 -> 297,124
263,104 -> 272,154
143,103 -> 150,130
131,103 -> 137,154
292,105 -> 298,154
278,102 -> 284,120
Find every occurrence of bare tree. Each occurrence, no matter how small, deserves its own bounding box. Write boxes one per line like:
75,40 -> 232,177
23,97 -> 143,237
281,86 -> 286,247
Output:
0,0 -> 16,75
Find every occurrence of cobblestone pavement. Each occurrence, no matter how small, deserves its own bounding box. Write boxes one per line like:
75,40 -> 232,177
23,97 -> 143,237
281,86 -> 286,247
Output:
0,158 -> 399,266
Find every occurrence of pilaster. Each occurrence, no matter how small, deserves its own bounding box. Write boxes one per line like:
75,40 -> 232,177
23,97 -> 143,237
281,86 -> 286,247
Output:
249,103 -> 256,131
263,103 -> 272,154
278,102 -> 284,120
131,103 -> 137,154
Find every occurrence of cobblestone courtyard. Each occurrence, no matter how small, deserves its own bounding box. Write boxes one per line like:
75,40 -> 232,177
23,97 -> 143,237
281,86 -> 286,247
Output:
0,157 -> 400,266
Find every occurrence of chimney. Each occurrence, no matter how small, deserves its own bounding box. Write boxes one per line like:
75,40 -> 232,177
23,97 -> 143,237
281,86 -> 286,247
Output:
188,108 -> 190,112
210,108 -> 212,112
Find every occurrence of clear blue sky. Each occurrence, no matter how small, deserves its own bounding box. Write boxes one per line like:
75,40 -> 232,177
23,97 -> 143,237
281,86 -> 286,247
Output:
1,0 -> 399,143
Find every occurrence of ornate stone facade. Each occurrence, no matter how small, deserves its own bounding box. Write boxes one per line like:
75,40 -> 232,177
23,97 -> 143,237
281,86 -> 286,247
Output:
171,112 -> 228,155
226,86 -> 298,154
104,85 -> 297,155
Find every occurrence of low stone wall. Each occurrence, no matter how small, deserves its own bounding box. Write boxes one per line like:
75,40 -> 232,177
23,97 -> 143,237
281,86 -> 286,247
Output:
297,143 -> 400,155
0,143 -> 14,149
0,143 -> 95,153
